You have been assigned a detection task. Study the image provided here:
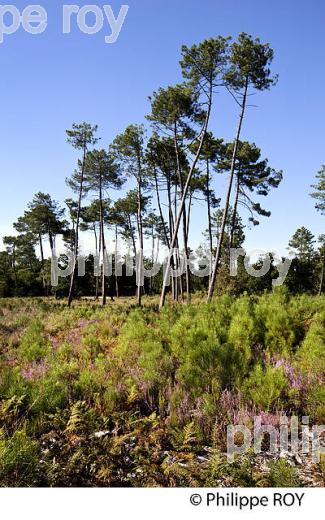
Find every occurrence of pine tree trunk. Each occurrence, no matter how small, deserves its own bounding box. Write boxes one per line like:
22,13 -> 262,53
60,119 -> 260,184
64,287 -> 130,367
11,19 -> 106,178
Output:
159,84 -> 213,310
182,205 -> 191,302
155,238 -> 160,264
68,145 -> 87,307
229,169 -> 240,250
206,160 -> 213,254
150,225 -> 155,295
12,245 -> 17,289
207,80 -> 248,302
127,214 -> 137,260
206,160 -> 213,287
186,191 -> 193,241
174,124 -> 191,303
173,183 -> 179,302
94,224 -> 99,300
70,219 -> 75,251
136,169 -> 144,307
154,167 -> 170,248
99,172 -> 106,306
48,228 -> 55,297
319,251 -> 325,295
39,233 -> 46,294
115,225 -> 119,298
167,176 -> 176,301
48,229 -> 54,255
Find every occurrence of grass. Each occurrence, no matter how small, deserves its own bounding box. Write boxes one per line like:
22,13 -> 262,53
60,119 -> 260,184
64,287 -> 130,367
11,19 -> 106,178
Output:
0,290 -> 324,487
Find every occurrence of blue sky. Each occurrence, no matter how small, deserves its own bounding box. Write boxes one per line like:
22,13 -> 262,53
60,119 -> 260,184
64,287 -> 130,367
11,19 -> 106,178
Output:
0,0 -> 324,255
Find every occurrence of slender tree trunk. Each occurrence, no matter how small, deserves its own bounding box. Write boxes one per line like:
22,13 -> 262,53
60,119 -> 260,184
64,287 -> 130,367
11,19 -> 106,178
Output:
186,190 -> 193,241
206,160 -> 214,287
98,221 -> 102,300
207,80 -> 248,302
206,160 -> 213,254
39,233 -> 45,267
115,225 -> 119,298
48,223 -> 55,256
154,167 -> 170,248
159,84 -> 213,310
150,225 -> 155,295
68,145 -> 87,307
136,167 -> 144,307
39,233 -> 46,294
174,124 -> 191,303
182,204 -> 191,302
167,177 -> 176,301
173,182 -> 180,301
127,214 -> 137,259
12,245 -> 17,289
71,219 -> 75,251
47,227 -> 56,297
99,173 -> 107,306
229,169 -> 240,250
93,224 -> 99,300
180,197 -> 190,302
155,238 -> 160,264
319,251 -> 325,295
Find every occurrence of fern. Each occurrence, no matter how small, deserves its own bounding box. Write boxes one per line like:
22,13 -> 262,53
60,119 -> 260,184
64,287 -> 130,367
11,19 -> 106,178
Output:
65,401 -> 87,435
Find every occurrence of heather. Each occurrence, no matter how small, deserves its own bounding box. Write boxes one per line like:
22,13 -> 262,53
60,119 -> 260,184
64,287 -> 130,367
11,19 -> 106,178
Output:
0,290 -> 324,487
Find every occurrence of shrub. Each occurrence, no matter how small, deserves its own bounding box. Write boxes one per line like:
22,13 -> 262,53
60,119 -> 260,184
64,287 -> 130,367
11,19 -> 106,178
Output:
296,312 -> 325,374
0,294 -> 324,487
18,319 -> 49,362
243,364 -> 288,411
227,296 -> 260,364
0,366 -> 30,400
267,458 -> 301,487
254,289 -> 304,355
305,384 -> 325,423
0,429 -> 40,486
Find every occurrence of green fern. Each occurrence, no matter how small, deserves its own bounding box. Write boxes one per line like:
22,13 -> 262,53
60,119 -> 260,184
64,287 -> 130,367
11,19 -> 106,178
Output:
65,401 -> 87,435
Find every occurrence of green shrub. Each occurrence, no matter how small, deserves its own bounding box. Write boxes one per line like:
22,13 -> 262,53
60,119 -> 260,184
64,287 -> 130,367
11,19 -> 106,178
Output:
28,362 -> 75,414
19,319 -> 49,362
267,458 -> 301,487
243,364 -> 288,411
0,366 -> 30,400
227,296 -> 260,364
1,294 -> 324,487
305,384 -> 325,423
255,289 -> 304,355
296,312 -> 325,374
81,329 -> 103,360
0,429 -> 40,486
204,449 -> 263,487
170,298 -> 244,393
115,308 -> 173,401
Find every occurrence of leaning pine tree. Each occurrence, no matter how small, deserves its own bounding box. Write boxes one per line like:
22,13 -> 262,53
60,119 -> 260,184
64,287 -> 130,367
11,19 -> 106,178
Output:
216,140 -> 283,249
148,84 -> 200,302
158,37 -> 230,310
207,33 -> 278,302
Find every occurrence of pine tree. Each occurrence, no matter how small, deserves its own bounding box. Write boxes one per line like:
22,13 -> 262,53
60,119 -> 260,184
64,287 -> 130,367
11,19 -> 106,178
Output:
311,166 -> 325,293
83,149 -> 124,305
217,140 -> 282,247
66,122 -> 99,307
208,33 -> 278,301
157,37 -> 230,309
111,125 -> 147,306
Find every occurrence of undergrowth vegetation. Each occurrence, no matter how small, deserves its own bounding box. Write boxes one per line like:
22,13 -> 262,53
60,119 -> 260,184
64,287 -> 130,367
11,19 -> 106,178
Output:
0,290 -> 324,486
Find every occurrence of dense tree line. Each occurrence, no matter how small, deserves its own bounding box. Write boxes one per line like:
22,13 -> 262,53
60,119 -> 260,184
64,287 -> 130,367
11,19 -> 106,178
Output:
1,34 -> 324,304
